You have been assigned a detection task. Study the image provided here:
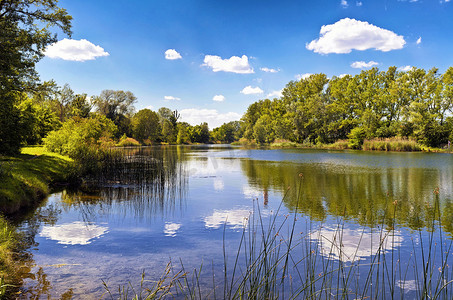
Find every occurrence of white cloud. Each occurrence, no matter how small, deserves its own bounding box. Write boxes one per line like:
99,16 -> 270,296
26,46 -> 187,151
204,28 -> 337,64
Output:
306,18 -> 406,54
338,73 -> 349,78
267,90 -> 283,98
213,95 -> 225,102
204,209 -> 251,229
44,38 -> 109,61
164,96 -> 181,101
416,37 -> 422,44
202,55 -> 254,74
341,0 -> 349,7
145,105 -> 154,110
240,86 -> 264,95
40,221 -> 108,245
179,108 -> 241,129
296,73 -> 312,80
356,1 -> 363,6
398,65 -> 412,72
164,222 -> 181,237
260,67 -> 279,73
350,60 -> 379,68
165,49 -> 182,60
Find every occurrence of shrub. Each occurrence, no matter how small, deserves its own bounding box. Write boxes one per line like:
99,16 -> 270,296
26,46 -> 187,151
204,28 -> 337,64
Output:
348,126 -> 367,149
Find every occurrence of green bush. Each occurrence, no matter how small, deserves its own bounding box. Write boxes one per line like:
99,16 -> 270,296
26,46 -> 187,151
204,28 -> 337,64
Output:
348,126 -> 367,149
44,115 -> 117,158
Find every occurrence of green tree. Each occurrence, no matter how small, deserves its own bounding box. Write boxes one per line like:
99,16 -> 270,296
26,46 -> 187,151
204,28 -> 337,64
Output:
92,90 -> 136,137
176,123 -> 190,144
132,109 -> 161,143
0,0 -> 72,154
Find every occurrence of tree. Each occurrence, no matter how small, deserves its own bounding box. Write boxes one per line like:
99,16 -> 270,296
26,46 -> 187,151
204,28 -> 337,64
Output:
0,0 -> 72,154
177,123 -> 190,144
92,90 -> 137,137
157,107 -> 180,143
132,109 -> 161,143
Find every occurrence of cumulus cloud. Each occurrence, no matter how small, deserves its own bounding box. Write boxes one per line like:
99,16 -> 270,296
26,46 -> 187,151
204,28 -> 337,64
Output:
416,37 -> 422,44
267,90 -> 283,98
398,65 -> 412,72
341,0 -> 349,7
350,60 -> 379,68
179,108 -> 241,129
164,96 -> 181,101
165,49 -> 182,60
44,38 -> 109,61
260,67 -> 279,73
356,1 -> 363,6
212,95 -> 225,102
240,86 -> 264,95
296,73 -> 313,80
203,55 -> 254,73
306,18 -> 406,54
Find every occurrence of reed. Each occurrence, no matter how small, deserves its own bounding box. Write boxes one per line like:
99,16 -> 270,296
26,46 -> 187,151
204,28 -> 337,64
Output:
362,137 -> 422,152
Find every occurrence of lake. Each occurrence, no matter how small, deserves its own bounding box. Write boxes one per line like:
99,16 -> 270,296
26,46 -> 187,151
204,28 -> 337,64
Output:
13,146 -> 453,298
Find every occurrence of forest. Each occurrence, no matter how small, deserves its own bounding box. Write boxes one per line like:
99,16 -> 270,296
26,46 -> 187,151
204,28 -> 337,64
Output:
242,66 -> 453,149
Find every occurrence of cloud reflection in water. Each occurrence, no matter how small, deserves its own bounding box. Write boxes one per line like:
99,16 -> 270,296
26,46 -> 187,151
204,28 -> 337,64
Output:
40,221 -> 108,245
312,226 -> 403,262
204,209 -> 251,229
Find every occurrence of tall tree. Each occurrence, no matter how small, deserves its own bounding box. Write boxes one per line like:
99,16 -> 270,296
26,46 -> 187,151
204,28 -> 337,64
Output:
0,0 -> 72,154
92,90 -> 137,137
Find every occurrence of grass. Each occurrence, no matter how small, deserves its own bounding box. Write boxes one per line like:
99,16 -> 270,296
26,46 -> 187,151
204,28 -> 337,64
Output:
116,137 -> 141,147
0,146 -> 74,214
103,181 -> 453,299
362,138 -> 422,152
0,215 -> 22,298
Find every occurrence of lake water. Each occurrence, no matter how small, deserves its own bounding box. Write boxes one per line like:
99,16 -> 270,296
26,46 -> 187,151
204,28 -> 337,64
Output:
13,146 -> 453,298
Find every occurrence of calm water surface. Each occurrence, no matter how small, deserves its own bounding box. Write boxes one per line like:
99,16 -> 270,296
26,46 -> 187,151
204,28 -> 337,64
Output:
14,146 -> 453,298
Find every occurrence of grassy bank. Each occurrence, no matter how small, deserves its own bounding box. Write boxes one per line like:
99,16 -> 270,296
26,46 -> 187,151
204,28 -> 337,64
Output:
232,138 -> 441,152
0,215 -> 22,297
0,146 -> 74,215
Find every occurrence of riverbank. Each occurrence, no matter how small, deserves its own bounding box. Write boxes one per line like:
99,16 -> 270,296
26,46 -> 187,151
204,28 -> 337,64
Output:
0,146 -> 74,215
233,138 -> 450,152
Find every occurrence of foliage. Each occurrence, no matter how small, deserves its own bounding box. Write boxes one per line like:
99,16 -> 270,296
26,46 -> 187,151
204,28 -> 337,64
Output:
43,115 -> 117,158
116,135 -> 141,147
241,66 -> 453,148
0,0 -> 72,154
132,109 -> 161,143
18,94 -> 61,145
211,121 -> 243,143
176,123 -> 190,144
158,107 -> 180,143
93,90 -> 137,138
348,126 -> 367,149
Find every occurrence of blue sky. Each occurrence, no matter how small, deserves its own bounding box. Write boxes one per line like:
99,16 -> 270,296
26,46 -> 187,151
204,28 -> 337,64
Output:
37,0 -> 453,128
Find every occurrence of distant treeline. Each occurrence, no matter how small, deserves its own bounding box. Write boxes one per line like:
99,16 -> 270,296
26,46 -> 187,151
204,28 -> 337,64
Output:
241,66 -> 453,148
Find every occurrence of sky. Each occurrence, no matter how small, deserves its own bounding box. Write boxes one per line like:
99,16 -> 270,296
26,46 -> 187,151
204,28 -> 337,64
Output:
37,0 -> 453,129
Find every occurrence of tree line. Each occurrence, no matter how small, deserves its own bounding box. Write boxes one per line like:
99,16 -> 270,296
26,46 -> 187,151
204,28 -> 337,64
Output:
241,67 -> 453,148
